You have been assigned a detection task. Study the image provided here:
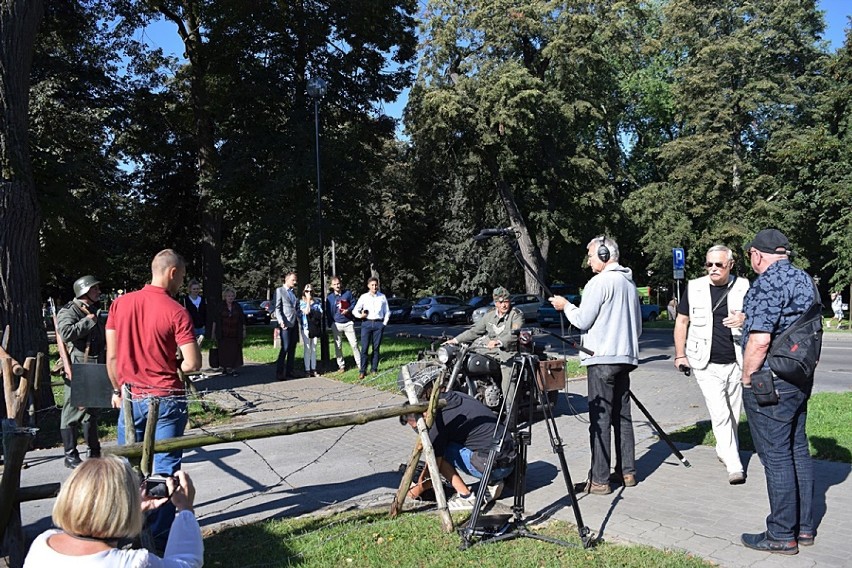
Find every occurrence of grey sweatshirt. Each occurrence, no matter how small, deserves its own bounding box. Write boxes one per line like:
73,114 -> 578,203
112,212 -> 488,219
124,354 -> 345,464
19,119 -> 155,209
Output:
562,263 -> 642,366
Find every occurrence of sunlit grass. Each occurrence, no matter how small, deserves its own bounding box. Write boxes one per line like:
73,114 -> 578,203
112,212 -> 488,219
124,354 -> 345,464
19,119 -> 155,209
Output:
204,509 -> 712,568
670,391 -> 852,463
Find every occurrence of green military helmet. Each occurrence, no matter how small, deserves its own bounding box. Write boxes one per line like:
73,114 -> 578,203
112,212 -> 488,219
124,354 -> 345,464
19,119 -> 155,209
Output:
73,275 -> 101,299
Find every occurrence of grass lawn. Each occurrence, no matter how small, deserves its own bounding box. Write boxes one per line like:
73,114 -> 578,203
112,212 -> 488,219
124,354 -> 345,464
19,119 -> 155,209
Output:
238,325 -> 585,389
203,509 -> 712,568
670,391 -> 852,463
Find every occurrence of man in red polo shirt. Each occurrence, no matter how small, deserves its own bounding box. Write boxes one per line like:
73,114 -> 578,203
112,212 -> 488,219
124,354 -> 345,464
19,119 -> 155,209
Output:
106,249 -> 200,475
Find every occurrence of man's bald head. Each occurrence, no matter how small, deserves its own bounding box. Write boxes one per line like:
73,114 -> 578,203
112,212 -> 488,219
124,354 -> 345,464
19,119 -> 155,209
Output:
151,249 -> 186,295
152,249 -> 185,275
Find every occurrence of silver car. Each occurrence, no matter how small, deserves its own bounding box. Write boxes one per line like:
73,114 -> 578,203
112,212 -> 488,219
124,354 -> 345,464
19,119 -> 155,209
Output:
471,294 -> 542,324
410,295 -> 465,324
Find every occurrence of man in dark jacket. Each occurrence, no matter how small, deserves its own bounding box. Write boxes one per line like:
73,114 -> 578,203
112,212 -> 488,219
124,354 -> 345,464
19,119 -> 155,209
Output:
326,276 -> 361,372
56,275 -> 105,468
404,383 -> 515,511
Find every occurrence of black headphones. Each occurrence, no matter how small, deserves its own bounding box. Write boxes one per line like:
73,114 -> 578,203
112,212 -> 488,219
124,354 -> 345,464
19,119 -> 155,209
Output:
596,236 -> 611,262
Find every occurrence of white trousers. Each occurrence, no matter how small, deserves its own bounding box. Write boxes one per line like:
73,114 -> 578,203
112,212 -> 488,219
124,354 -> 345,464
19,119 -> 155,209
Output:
692,362 -> 744,474
300,327 -> 317,371
332,321 -> 361,369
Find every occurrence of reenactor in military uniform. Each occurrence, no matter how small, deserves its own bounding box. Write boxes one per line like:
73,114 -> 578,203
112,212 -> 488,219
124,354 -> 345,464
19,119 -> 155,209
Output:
445,286 -> 526,394
56,275 -> 105,468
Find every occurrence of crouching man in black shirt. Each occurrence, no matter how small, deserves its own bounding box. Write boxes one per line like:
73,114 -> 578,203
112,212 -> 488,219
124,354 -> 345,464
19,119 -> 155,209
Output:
404,386 -> 515,511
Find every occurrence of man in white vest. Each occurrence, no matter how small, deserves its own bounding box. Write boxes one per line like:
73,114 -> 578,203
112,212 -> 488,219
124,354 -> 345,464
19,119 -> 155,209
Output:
674,245 -> 749,484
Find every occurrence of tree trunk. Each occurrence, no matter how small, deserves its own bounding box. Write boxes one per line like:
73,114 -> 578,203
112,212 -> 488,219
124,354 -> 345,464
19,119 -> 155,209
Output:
157,0 -> 223,328
0,1 -> 51,415
483,149 -> 543,295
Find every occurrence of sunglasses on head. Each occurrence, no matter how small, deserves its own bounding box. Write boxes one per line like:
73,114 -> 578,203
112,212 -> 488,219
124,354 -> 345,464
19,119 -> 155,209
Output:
705,262 -> 728,268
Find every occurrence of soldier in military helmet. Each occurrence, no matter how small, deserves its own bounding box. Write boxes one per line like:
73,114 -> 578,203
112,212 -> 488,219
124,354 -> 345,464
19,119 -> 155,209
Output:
55,275 -> 105,468
445,286 -> 525,395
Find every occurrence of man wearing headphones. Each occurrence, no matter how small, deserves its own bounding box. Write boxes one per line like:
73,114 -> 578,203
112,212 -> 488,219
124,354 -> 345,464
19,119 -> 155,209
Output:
550,236 -> 642,495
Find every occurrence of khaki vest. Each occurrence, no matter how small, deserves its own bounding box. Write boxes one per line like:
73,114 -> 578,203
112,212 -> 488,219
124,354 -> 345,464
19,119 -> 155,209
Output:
685,275 -> 749,370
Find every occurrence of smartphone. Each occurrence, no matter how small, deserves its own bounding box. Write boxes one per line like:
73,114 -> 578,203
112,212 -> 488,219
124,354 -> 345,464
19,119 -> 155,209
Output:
145,475 -> 174,498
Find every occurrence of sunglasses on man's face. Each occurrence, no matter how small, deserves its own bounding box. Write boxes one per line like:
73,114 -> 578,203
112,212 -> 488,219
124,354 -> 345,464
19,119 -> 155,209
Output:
705,262 -> 729,269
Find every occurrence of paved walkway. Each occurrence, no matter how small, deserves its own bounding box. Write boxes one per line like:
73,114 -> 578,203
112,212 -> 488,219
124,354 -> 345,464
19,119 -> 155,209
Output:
15,361 -> 852,567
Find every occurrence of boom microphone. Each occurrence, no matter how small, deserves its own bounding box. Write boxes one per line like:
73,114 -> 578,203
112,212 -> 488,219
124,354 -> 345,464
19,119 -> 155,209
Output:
473,227 -> 514,242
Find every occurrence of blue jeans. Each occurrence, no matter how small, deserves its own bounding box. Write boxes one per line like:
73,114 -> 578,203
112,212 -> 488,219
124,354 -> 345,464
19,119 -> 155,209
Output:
445,442 -> 513,482
359,320 -> 384,374
275,326 -> 298,375
587,364 -> 636,485
117,395 -> 188,552
117,396 -> 188,475
743,378 -> 813,540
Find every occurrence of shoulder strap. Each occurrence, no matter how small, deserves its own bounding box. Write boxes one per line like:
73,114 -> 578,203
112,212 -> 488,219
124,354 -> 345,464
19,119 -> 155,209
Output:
769,278 -> 823,355
710,277 -> 736,314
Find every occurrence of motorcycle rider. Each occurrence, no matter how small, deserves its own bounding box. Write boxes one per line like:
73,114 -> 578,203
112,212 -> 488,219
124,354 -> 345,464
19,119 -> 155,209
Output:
445,286 -> 525,395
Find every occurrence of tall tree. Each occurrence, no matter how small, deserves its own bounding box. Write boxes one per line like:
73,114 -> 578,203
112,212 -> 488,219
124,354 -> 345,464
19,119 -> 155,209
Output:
0,0 -> 46,411
818,23 -> 852,299
407,0 -> 635,293
624,0 -> 827,274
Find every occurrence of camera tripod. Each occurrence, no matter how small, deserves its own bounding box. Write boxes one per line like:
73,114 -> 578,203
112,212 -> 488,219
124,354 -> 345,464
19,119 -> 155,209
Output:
459,348 -> 594,550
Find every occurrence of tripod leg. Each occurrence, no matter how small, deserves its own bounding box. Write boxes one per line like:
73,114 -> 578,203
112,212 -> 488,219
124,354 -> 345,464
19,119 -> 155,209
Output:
629,390 -> 691,468
534,369 -> 594,548
460,359 -> 524,549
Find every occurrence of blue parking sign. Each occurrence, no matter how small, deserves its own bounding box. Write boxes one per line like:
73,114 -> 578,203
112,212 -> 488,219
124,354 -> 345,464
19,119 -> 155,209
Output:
673,248 -> 685,270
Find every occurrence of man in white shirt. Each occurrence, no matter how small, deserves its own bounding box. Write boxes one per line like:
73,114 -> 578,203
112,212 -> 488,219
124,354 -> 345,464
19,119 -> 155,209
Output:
352,277 -> 390,379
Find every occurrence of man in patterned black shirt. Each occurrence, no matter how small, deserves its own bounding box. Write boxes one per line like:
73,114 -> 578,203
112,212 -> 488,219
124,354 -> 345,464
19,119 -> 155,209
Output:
739,229 -> 816,555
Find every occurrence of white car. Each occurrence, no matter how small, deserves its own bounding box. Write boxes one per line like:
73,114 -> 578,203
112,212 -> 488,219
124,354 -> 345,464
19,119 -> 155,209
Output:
409,295 -> 465,324
471,294 -> 542,324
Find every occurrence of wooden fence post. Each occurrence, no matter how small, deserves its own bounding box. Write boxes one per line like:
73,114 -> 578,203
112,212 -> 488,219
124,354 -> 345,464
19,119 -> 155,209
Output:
140,398 -> 159,477
390,376 -> 443,517
399,366 -> 453,532
0,420 -> 37,567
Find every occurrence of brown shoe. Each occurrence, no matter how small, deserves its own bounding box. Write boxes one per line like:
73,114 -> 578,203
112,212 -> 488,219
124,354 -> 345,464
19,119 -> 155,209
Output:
583,480 -> 612,495
358,373 -> 366,380
609,472 -> 637,487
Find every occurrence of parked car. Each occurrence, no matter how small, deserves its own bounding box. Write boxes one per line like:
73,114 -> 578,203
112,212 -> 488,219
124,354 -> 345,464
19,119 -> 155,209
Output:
387,297 -> 413,323
535,283 -> 581,328
442,295 -> 492,324
641,303 -> 660,322
260,299 -> 272,313
238,300 -> 272,325
471,294 -> 543,324
410,295 -> 465,324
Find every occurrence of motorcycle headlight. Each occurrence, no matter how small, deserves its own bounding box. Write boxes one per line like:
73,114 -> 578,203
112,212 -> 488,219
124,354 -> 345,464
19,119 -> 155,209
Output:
437,343 -> 458,364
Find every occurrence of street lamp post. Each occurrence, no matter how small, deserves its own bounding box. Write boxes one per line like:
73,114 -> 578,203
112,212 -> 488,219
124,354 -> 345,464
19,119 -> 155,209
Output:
307,76 -> 329,370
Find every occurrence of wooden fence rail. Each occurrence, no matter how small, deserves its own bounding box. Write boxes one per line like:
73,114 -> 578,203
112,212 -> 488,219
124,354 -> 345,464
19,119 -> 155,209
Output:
105,401 -> 443,459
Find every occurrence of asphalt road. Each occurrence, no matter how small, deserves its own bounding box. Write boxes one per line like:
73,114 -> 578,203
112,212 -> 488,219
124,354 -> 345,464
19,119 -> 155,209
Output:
385,320 -> 852,393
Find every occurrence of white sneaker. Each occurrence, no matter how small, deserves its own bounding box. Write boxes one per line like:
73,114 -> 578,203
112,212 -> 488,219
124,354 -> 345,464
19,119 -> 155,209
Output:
484,480 -> 504,503
447,492 -> 477,511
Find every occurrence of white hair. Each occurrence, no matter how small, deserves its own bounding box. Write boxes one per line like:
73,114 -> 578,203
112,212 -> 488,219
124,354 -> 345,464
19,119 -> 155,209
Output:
588,236 -> 619,262
706,245 -> 734,262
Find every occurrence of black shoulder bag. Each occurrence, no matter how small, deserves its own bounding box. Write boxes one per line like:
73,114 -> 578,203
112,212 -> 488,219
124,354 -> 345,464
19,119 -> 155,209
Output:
767,280 -> 823,388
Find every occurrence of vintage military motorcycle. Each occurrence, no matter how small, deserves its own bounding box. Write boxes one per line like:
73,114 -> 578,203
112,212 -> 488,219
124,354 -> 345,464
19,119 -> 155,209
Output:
398,332 -> 564,413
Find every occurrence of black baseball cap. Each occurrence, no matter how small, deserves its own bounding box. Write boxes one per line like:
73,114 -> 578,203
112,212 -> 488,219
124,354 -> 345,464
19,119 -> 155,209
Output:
746,229 -> 791,255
